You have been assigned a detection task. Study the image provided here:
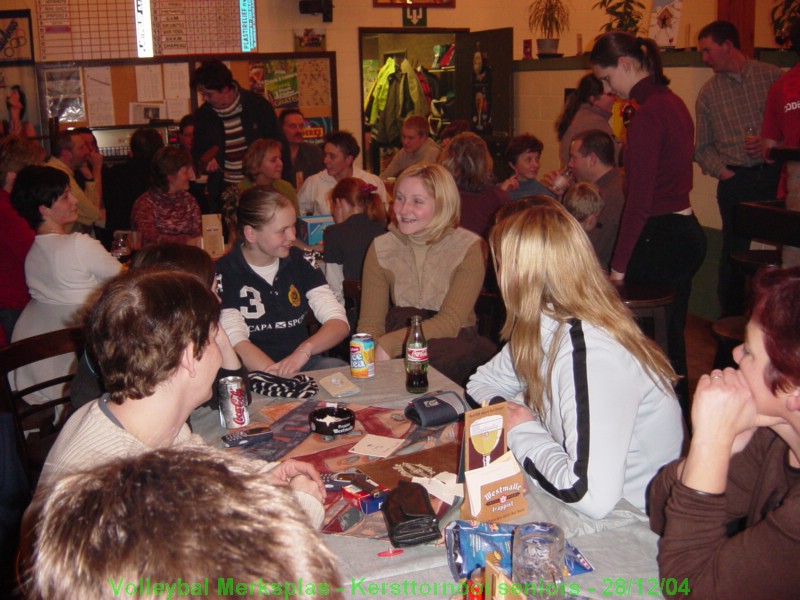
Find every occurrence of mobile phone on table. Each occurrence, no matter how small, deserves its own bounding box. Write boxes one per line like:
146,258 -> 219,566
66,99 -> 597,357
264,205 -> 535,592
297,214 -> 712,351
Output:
221,426 -> 273,447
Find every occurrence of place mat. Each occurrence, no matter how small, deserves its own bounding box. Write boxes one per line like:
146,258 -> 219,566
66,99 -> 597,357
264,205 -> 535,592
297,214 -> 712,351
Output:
232,399 -> 460,540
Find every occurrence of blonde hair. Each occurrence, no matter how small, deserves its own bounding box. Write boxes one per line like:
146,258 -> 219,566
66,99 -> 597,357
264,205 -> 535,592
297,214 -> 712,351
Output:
236,186 -> 294,237
26,446 -> 343,600
562,181 -> 604,223
394,162 -> 460,244
489,203 -> 676,415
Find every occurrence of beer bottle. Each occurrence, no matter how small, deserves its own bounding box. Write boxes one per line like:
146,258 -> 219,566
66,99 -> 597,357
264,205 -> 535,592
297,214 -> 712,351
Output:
405,315 -> 429,393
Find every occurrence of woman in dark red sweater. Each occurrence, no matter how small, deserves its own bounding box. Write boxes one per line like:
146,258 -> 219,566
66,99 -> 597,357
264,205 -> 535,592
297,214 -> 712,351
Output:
590,32 -> 706,419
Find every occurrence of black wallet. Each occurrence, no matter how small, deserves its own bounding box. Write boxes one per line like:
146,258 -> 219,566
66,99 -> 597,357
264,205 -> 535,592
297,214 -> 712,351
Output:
381,481 -> 441,547
404,391 -> 470,427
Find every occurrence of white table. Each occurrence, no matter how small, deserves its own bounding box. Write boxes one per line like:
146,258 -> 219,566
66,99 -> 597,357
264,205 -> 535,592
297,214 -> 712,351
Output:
191,360 -> 662,600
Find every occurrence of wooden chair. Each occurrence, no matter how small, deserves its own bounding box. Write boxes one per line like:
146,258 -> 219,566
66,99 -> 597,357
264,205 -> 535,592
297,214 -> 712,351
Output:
0,326 -> 84,484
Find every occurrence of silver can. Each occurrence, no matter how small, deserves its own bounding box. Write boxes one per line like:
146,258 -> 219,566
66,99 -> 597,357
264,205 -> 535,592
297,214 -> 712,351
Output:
218,376 -> 250,429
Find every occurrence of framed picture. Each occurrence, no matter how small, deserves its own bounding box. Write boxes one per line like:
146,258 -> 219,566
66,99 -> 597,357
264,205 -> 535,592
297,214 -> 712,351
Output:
373,0 -> 455,7
0,10 -> 34,64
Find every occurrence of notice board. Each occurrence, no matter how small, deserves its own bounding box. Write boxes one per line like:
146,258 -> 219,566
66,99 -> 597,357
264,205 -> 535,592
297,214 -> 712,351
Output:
35,52 -> 338,140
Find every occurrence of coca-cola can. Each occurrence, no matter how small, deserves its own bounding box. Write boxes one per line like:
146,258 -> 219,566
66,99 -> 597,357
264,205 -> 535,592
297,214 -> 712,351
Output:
218,376 -> 250,429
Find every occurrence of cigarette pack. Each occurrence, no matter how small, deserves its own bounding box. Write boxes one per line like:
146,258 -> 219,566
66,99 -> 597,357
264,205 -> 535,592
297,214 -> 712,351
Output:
342,478 -> 388,514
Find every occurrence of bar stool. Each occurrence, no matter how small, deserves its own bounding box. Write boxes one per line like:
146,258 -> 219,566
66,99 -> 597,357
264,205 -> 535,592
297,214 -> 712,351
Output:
711,315 -> 746,370
613,281 -> 675,355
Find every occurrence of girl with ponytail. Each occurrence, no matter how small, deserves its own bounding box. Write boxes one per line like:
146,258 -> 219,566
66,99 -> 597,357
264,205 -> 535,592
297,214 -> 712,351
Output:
323,177 -> 387,303
590,31 -> 706,421
555,73 -> 619,167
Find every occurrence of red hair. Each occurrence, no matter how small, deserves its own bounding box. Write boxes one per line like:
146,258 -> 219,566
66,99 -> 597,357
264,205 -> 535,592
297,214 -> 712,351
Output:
750,267 -> 800,393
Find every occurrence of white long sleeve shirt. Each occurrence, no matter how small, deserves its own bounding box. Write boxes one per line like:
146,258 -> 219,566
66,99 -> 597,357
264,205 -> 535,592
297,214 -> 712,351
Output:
466,315 -> 683,519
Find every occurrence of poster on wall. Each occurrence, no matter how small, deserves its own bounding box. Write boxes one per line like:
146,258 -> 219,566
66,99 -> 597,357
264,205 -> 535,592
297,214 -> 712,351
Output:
0,10 -> 34,64
0,64 -> 41,138
43,66 -> 86,123
648,0 -> 683,48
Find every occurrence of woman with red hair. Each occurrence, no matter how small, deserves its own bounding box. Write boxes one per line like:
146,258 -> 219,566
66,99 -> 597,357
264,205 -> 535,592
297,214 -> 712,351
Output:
649,266 -> 800,598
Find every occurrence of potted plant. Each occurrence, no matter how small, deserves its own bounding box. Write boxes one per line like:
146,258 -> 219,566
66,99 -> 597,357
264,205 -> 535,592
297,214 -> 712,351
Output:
594,0 -> 645,35
528,0 -> 570,56
771,0 -> 800,47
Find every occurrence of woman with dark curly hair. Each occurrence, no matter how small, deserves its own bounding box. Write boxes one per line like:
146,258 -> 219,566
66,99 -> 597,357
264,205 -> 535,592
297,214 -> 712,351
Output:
130,146 -> 202,247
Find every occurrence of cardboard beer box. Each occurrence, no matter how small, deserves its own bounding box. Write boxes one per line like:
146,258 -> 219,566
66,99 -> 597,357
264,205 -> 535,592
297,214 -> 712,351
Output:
201,214 -> 225,258
297,215 -> 334,246
460,403 -> 527,522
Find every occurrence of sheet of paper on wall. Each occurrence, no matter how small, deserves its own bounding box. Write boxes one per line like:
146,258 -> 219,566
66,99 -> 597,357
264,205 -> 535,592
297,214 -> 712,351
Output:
135,65 -> 164,102
129,102 -> 166,125
163,63 -> 191,100
84,66 -> 115,126
165,98 -> 190,120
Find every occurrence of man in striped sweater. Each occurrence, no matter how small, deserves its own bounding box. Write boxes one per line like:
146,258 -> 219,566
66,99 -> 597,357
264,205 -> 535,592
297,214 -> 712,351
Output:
191,59 -> 280,212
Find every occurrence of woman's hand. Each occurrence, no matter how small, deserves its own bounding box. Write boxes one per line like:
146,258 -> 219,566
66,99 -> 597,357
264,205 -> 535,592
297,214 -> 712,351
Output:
266,348 -> 308,377
692,368 -> 758,456
214,325 -> 241,370
609,270 -> 625,282
268,459 -> 326,501
506,401 -> 536,430
499,174 -> 520,193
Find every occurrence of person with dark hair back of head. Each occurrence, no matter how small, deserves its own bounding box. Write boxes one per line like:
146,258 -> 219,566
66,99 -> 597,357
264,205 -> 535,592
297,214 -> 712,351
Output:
25,446 -> 342,600
379,114 -> 441,179
191,59 -> 280,213
499,133 -> 556,201
590,31 -> 707,422
438,119 -> 471,148
695,20 -> 783,317
130,146 -> 202,247
762,21 -> 800,268
33,269 -> 325,523
104,128 -> 164,232
649,267 -> 800,598
297,130 -> 387,216
279,108 -> 323,189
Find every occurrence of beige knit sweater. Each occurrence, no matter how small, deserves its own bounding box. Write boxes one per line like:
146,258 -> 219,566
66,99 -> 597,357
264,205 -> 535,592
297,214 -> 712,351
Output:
37,398 -> 325,528
357,225 -> 486,357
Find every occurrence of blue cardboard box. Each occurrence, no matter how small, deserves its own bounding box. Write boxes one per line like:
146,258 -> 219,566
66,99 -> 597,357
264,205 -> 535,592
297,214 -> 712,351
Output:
297,215 -> 335,246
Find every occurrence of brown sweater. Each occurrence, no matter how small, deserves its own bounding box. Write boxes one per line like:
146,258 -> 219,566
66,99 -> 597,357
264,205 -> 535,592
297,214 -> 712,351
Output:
648,428 -> 800,599
357,225 -> 485,357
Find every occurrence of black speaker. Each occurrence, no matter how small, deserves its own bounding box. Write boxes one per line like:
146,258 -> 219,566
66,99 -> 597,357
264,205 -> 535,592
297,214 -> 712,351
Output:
299,0 -> 333,22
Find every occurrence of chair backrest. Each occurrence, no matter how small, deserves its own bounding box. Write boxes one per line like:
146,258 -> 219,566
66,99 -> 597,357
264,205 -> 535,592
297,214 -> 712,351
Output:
0,326 -> 84,481
343,279 -> 363,330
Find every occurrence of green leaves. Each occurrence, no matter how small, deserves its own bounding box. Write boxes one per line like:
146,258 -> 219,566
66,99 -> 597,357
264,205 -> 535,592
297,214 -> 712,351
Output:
593,0 -> 645,35
528,0 -> 571,39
